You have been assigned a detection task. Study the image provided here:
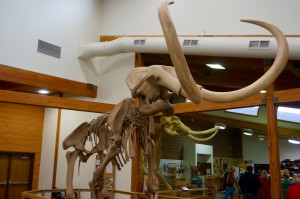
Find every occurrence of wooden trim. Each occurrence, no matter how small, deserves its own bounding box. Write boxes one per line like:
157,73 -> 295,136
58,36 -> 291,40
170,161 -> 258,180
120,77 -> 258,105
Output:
0,89 -> 114,113
0,64 -> 97,98
1,85 -> 299,115
52,108 -> 61,188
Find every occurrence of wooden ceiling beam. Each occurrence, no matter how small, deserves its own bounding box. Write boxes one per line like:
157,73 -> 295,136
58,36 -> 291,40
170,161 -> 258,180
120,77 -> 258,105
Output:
172,88 -> 300,114
0,64 -> 97,98
275,88 -> 300,103
0,89 -> 114,113
173,93 -> 265,114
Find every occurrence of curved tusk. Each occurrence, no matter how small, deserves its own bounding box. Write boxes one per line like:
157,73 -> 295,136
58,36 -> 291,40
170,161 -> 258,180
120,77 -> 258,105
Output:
201,19 -> 289,102
158,0 -> 202,104
159,1 -> 289,103
186,126 -> 219,136
187,128 -> 219,143
166,120 -> 218,135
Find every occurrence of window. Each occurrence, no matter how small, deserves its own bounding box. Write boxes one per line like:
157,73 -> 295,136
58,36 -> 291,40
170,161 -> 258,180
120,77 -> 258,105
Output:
277,106 -> 300,123
225,106 -> 259,116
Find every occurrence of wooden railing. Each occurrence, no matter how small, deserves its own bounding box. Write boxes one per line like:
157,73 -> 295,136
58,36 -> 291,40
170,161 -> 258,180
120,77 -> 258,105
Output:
21,188 -> 90,199
21,188 -> 208,199
21,188 -> 147,199
154,188 -> 208,199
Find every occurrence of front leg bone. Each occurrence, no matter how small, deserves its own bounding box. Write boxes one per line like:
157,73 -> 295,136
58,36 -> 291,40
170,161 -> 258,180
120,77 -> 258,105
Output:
89,142 -> 121,199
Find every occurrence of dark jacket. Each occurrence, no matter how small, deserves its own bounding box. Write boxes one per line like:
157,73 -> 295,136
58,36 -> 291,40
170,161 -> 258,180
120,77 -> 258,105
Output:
238,172 -> 261,195
223,171 -> 236,189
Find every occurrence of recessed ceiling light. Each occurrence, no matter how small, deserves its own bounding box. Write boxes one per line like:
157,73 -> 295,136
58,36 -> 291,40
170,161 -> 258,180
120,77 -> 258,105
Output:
288,139 -> 300,144
243,129 -> 253,136
38,89 -> 50,94
258,135 -> 265,141
206,64 -> 225,69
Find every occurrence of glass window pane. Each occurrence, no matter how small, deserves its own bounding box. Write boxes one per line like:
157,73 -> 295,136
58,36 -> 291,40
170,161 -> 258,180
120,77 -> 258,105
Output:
277,106 -> 300,123
225,106 -> 259,116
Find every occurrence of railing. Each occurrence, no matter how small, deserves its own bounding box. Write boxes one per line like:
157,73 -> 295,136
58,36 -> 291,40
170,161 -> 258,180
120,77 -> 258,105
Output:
21,188 -> 147,199
154,188 -> 208,199
21,188 -> 90,199
21,188 -> 208,199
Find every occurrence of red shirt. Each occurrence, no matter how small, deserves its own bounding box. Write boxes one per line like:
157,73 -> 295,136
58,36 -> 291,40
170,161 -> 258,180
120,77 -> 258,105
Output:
257,176 -> 271,199
286,184 -> 300,199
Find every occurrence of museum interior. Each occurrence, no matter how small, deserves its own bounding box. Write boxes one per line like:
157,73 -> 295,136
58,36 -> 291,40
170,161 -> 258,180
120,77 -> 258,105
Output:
1,1 -> 300,199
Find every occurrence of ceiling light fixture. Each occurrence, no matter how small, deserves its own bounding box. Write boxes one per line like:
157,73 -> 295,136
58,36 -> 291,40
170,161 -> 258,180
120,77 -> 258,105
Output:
243,129 -> 253,136
38,89 -> 50,94
206,64 -> 225,69
288,139 -> 300,144
215,123 -> 226,130
260,90 -> 266,93
258,135 -> 265,141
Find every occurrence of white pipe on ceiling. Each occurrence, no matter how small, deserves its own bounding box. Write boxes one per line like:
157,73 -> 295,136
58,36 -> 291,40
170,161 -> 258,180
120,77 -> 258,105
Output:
78,37 -> 300,60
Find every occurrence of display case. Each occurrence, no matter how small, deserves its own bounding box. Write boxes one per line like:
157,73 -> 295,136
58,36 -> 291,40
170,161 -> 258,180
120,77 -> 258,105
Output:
159,159 -> 190,189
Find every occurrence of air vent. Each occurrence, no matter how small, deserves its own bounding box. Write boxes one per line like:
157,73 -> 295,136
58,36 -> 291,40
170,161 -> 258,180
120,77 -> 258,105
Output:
182,39 -> 199,47
249,40 -> 270,49
133,39 -> 146,46
37,40 -> 61,59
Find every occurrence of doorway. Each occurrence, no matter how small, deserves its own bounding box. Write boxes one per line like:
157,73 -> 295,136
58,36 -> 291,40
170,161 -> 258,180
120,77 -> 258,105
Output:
0,152 -> 34,199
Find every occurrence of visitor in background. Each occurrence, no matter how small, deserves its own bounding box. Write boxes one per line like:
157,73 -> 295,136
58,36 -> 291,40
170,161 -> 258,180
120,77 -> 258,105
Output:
285,169 -> 290,177
238,165 -> 261,199
286,176 -> 300,199
282,174 -> 290,199
223,166 -> 236,199
257,170 -> 271,199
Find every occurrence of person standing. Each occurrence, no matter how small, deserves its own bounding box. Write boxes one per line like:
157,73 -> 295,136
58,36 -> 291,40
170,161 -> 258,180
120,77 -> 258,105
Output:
224,166 -> 236,199
257,170 -> 271,199
282,174 -> 290,199
238,165 -> 261,199
286,176 -> 300,199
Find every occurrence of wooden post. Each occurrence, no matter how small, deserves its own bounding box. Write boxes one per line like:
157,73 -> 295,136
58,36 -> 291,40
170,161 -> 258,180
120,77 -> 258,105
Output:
265,76 -> 281,199
131,53 -> 144,194
52,108 -> 61,188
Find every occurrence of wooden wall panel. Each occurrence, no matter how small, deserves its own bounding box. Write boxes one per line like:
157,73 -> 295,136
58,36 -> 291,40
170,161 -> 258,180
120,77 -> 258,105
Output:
0,102 -> 44,189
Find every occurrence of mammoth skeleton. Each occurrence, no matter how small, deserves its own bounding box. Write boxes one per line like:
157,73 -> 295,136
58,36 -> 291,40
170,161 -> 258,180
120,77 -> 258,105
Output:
63,0 -> 288,199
